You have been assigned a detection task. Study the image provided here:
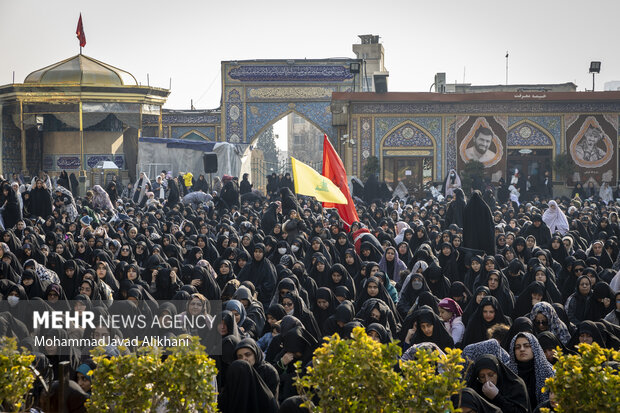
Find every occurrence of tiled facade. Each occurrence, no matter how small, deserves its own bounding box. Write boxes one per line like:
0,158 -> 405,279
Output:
334,92 -> 620,184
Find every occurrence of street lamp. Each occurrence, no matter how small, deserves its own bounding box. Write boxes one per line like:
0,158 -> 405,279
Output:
589,61 -> 601,91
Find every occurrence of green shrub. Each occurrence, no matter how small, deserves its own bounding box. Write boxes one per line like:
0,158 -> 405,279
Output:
0,337 -> 35,412
156,338 -> 218,412
398,346 -> 465,412
295,327 -> 464,412
460,160 -> 485,194
542,343 -> 620,412
552,153 -> 575,183
87,336 -> 217,412
362,156 -> 380,181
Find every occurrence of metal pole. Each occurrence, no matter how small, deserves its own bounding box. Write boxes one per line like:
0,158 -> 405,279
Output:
58,361 -> 70,413
593,73 -> 595,92
79,101 -> 84,174
19,100 -> 26,174
505,52 -> 509,85
158,110 -> 163,138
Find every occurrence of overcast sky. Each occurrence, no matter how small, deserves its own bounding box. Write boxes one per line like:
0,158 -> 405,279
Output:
2,1 -> 619,110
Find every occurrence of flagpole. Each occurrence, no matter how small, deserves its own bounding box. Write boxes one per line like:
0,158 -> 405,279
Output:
505,51 -> 509,85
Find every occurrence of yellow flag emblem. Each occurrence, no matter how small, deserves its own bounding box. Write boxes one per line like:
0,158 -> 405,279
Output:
291,157 -> 347,204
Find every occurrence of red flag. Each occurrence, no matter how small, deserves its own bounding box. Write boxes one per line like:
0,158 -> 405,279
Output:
76,14 -> 86,48
322,134 -> 359,227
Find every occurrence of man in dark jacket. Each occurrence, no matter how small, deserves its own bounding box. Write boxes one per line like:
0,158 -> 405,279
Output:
240,173 -> 253,195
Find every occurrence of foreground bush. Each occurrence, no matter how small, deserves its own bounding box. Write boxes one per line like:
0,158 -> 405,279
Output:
0,337 -> 35,412
295,327 -> 464,413
543,343 -> 620,413
87,335 -> 217,412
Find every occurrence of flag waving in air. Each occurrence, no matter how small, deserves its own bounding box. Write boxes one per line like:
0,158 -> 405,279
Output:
291,157 -> 347,204
322,134 -> 359,225
76,13 -> 86,48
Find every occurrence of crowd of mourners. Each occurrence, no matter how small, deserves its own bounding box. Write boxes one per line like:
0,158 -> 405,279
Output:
0,166 -> 619,413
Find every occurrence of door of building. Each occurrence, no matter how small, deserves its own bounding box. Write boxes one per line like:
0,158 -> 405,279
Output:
507,149 -> 552,193
383,157 -> 428,198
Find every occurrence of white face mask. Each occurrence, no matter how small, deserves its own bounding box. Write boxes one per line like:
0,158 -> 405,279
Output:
278,248 -> 287,255
291,245 -> 300,253
286,307 -> 294,316
411,280 -> 424,290
7,296 -> 19,307
223,231 -> 229,237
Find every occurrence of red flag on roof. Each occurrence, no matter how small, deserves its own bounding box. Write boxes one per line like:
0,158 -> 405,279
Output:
321,134 -> 359,228
76,14 -> 86,48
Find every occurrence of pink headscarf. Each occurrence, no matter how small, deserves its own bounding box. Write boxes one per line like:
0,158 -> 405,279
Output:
438,297 -> 463,318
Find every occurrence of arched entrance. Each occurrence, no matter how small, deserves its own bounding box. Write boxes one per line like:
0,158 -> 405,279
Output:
506,119 -> 558,193
243,110 -> 325,193
221,59 -> 360,145
379,121 -> 437,198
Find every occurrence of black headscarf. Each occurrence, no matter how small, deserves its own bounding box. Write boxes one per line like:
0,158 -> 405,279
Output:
462,285 -> 491,326
462,296 -> 512,347
423,264 -> 451,300
584,281 -> 615,321
218,359 -> 278,413
451,387 -> 502,413
463,191 -> 495,256
313,287 -> 338,336
21,269 -> 48,299
410,305 -> 454,349
234,337 -> 280,401
237,243 -> 278,308
501,317 -> 534,351
466,355 -> 530,413
512,281 -> 552,319
480,269 -> 515,316
365,322 -> 391,344
355,297 -> 400,338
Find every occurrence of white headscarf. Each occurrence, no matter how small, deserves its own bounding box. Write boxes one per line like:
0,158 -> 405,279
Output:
54,185 -> 78,221
392,181 -> 409,201
398,261 -> 429,301
599,182 -> 614,204
131,172 -> 151,204
542,200 -> 569,235
444,169 -> 461,197
394,221 -> 410,245
92,185 -> 115,212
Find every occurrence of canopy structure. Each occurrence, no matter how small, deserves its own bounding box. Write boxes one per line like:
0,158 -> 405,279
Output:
137,137 -> 243,179
0,54 -> 169,179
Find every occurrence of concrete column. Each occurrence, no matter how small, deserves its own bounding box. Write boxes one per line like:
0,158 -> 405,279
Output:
19,101 -> 26,174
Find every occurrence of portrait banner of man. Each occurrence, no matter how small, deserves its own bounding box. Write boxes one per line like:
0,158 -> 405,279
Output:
456,116 -> 507,181
566,114 -> 617,184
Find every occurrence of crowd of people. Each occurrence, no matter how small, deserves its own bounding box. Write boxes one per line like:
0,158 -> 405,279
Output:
0,166 -> 619,412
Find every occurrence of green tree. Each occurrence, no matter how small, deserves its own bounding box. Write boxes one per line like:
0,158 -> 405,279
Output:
256,125 -> 280,166
87,336 -> 218,412
295,327 -> 464,412
552,153 -> 576,183
460,160 -> 485,194
362,156 -> 379,181
542,342 -> 620,413
0,337 -> 35,412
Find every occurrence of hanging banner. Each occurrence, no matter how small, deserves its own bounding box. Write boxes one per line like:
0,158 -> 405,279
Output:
456,115 -> 507,182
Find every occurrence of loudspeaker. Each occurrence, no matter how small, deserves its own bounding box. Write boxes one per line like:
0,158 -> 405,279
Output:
203,153 -> 218,173
374,73 -> 388,93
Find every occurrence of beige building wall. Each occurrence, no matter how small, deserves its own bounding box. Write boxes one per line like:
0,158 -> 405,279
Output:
43,131 -> 124,154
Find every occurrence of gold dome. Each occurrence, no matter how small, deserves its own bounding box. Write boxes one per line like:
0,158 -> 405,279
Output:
24,54 -> 137,86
